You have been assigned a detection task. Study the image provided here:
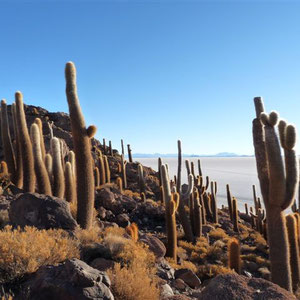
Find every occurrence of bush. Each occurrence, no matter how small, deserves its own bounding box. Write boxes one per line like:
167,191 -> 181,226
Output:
0,226 -> 79,282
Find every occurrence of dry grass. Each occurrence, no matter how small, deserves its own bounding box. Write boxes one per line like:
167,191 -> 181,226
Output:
75,225 -> 102,247
167,258 -> 198,273
198,264 -> 234,279
0,226 -> 79,281
123,189 -> 141,198
108,262 -> 160,300
106,230 -> 159,300
209,228 -> 229,240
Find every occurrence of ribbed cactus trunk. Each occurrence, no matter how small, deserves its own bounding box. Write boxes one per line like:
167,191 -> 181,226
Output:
30,124 -> 52,195
15,92 -> 35,192
65,62 -> 95,229
1,100 -> 17,184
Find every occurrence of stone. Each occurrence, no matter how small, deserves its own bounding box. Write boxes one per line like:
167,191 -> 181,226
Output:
199,273 -> 296,300
116,213 -> 130,227
9,193 -> 77,230
17,258 -> 114,300
160,284 -> 174,297
174,269 -> 201,289
90,258 -> 115,272
139,234 -> 166,259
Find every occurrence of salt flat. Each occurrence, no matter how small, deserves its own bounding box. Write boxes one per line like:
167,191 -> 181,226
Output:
137,157 -> 262,212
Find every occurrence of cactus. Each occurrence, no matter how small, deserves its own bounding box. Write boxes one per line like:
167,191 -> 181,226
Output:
15,92 -> 35,192
126,223 -> 139,242
34,118 -> 46,162
232,197 -> 239,233
65,161 -> 76,204
68,150 -> 76,178
138,163 -> 146,196
65,61 -> 95,229
51,137 -> 65,198
104,155 -> 110,183
11,103 -> 23,188
210,181 -> 218,223
30,124 -> 52,195
226,184 -> 233,220
103,138 -> 106,154
228,238 -> 241,274
121,139 -> 124,155
193,190 -> 202,238
252,97 -> 299,292
45,153 -> 53,183
197,159 -> 202,177
286,214 -> 300,292
1,99 -> 17,184
127,144 -> 133,163
0,161 -> 8,176
161,164 -> 179,262
109,140 -> 113,156
94,167 -> 100,187
158,157 -> 162,186
245,203 -> 249,215
176,140 -> 195,242
116,176 -> 123,193
121,154 -> 127,189
97,150 -> 106,185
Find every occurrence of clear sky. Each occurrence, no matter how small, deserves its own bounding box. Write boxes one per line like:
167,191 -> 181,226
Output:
1,0 -> 300,155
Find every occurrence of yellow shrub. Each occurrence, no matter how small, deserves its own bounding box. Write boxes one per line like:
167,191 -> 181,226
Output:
108,262 -> 160,300
0,226 -> 79,281
167,258 -> 198,273
197,264 -> 234,279
75,226 -> 102,247
209,228 -> 229,240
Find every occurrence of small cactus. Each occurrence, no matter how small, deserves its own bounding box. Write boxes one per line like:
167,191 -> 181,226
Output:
228,238 -> 241,274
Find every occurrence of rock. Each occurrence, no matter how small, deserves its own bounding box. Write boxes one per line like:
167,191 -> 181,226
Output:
174,269 -> 201,289
90,258 -> 115,272
9,193 -> 77,230
173,278 -> 187,291
139,234 -> 166,259
80,243 -> 112,264
199,273 -> 296,300
202,224 -> 215,236
160,284 -> 174,297
116,213 -> 130,227
157,259 -> 175,280
258,267 -> 271,280
245,261 -> 259,272
17,258 -> 114,300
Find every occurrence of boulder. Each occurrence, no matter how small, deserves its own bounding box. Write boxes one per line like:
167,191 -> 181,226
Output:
139,234 -> 166,259
199,273 -> 296,300
90,258 -> 115,272
9,193 -> 77,230
17,258 -> 114,300
174,269 -> 201,289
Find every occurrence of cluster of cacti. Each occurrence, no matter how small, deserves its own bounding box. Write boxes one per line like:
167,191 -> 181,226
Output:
226,185 -> 240,233
252,97 -> 299,292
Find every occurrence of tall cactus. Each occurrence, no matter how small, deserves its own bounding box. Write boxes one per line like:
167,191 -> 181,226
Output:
65,62 -> 95,229
161,164 -> 179,262
15,92 -> 35,192
286,214 -> 300,292
1,100 -> 16,183
65,161 -> 76,203
176,140 -> 194,242
226,184 -> 233,220
252,97 -> 298,292
11,103 -> 23,188
127,144 -> 133,163
30,124 -> 52,195
232,197 -> 239,233
34,118 -> 46,162
51,137 -> 65,198
138,163 -> 146,197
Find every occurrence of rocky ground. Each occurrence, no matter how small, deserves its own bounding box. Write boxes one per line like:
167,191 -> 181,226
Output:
0,104 -> 296,300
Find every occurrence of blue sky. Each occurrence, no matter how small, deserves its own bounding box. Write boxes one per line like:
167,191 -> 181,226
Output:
1,1 -> 300,155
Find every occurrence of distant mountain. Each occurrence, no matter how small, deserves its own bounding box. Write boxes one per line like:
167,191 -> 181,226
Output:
130,152 -> 252,158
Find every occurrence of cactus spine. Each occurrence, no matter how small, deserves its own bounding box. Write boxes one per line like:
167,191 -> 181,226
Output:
15,92 -> 35,192
65,62 -> 95,229
228,238 -> 241,274
30,124 -> 52,195
253,97 -> 298,292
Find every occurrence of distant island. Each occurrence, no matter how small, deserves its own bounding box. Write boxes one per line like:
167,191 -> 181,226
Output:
130,152 -> 253,158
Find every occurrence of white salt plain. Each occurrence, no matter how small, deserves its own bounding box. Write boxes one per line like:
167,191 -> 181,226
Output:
136,157 -> 262,213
